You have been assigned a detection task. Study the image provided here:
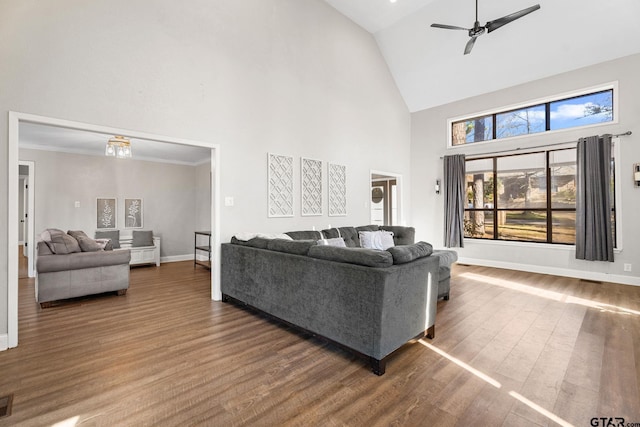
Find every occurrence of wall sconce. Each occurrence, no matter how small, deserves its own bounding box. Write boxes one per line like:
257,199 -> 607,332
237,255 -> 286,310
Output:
634,163 -> 640,187
435,179 -> 441,194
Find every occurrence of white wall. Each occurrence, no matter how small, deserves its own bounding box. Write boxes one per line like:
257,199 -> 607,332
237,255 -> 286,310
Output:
0,1 -> 411,338
411,53 -> 640,286
19,148 -> 198,258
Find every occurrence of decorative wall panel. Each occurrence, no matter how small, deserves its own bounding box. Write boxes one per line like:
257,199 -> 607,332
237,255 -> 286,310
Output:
328,163 -> 347,217
301,158 -> 322,216
268,153 -> 294,217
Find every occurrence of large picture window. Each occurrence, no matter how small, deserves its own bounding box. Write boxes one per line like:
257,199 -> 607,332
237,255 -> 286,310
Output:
464,148 -> 616,245
451,87 -> 614,146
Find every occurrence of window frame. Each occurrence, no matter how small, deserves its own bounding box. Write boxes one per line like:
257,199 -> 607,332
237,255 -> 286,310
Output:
448,83 -> 618,149
463,144 -> 620,248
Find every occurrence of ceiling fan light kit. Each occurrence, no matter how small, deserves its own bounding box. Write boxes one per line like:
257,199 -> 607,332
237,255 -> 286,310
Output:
431,0 -> 541,55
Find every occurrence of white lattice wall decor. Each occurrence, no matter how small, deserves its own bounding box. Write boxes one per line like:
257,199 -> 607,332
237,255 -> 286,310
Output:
328,162 -> 347,217
268,153 -> 294,217
301,158 -> 323,216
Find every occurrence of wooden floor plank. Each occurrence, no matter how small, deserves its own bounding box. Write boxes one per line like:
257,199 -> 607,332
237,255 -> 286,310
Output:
1,260 -> 639,426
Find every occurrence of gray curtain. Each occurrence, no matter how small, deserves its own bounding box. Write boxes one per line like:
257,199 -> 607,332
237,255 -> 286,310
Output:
444,154 -> 466,248
575,135 -> 614,261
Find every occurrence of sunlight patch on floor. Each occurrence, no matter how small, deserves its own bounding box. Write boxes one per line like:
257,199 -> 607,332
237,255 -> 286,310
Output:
418,339 -> 501,388
420,341 -> 576,427
509,391 -> 574,427
52,416 -> 79,427
460,272 -> 640,316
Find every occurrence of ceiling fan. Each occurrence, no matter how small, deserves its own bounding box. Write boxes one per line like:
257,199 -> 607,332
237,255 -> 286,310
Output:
431,0 -> 540,55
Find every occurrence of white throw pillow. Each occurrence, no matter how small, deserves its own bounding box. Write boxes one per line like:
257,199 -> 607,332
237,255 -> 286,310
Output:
359,230 -> 395,250
317,237 -> 347,247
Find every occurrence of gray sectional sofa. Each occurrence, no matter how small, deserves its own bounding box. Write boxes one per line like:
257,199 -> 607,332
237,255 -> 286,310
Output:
221,225 -> 453,375
36,229 -> 131,308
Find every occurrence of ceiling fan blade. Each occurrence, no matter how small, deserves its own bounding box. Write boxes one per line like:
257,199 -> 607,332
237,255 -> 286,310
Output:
464,36 -> 477,55
486,4 -> 540,33
431,23 -> 469,31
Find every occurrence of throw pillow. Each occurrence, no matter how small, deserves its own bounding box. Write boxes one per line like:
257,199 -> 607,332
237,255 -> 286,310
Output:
67,230 -> 89,240
48,228 -> 81,254
359,230 -> 395,250
132,230 -> 154,247
316,237 -> 347,247
76,236 -> 104,252
95,230 -> 121,249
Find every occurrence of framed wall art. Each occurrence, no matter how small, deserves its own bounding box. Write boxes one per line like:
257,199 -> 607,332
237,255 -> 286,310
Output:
268,153 -> 294,217
328,163 -> 347,216
124,198 -> 143,228
301,157 -> 322,216
96,197 -> 117,229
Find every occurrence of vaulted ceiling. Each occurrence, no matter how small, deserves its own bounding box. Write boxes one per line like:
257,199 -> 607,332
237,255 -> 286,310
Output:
324,0 -> 640,112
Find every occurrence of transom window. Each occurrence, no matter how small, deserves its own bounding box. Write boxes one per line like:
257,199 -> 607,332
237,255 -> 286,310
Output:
464,148 -> 617,245
451,88 -> 614,146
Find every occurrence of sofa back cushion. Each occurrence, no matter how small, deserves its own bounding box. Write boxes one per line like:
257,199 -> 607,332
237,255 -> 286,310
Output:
386,241 -> 433,265
308,245 -> 393,268
267,239 -> 317,255
95,230 -> 121,249
380,226 -> 415,246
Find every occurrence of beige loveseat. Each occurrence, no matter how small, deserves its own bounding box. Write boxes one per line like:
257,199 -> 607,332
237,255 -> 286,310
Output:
36,229 -> 131,308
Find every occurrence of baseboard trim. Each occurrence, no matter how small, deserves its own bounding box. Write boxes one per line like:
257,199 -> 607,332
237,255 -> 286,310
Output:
457,257 -> 640,287
0,334 -> 7,352
160,254 -> 195,264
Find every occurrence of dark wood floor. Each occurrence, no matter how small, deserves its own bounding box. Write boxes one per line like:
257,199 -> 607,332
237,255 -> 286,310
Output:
1,256 -> 639,426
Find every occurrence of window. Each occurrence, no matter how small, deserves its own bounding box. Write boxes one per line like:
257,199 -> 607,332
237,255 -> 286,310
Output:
450,87 -> 614,146
464,147 -> 616,245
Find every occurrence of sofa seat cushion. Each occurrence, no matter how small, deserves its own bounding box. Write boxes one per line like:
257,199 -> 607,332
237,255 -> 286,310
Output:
432,250 -> 458,282
431,250 -> 459,267
37,249 -> 132,273
267,239 -> 317,255
308,245 -> 393,268
386,241 -> 433,265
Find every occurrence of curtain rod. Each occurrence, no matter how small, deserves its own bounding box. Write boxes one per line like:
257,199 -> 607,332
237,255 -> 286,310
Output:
440,131 -> 632,159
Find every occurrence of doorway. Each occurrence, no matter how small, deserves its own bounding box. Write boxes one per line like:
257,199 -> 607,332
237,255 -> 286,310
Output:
370,171 -> 402,226
7,112 -> 221,350
18,161 -> 35,278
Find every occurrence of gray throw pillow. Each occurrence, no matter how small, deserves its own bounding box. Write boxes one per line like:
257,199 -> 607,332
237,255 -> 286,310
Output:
48,228 -> 81,254
95,230 -> 121,249
132,230 -> 154,247
76,236 -> 104,252
67,230 -> 89,240
386,241 -> 433,265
